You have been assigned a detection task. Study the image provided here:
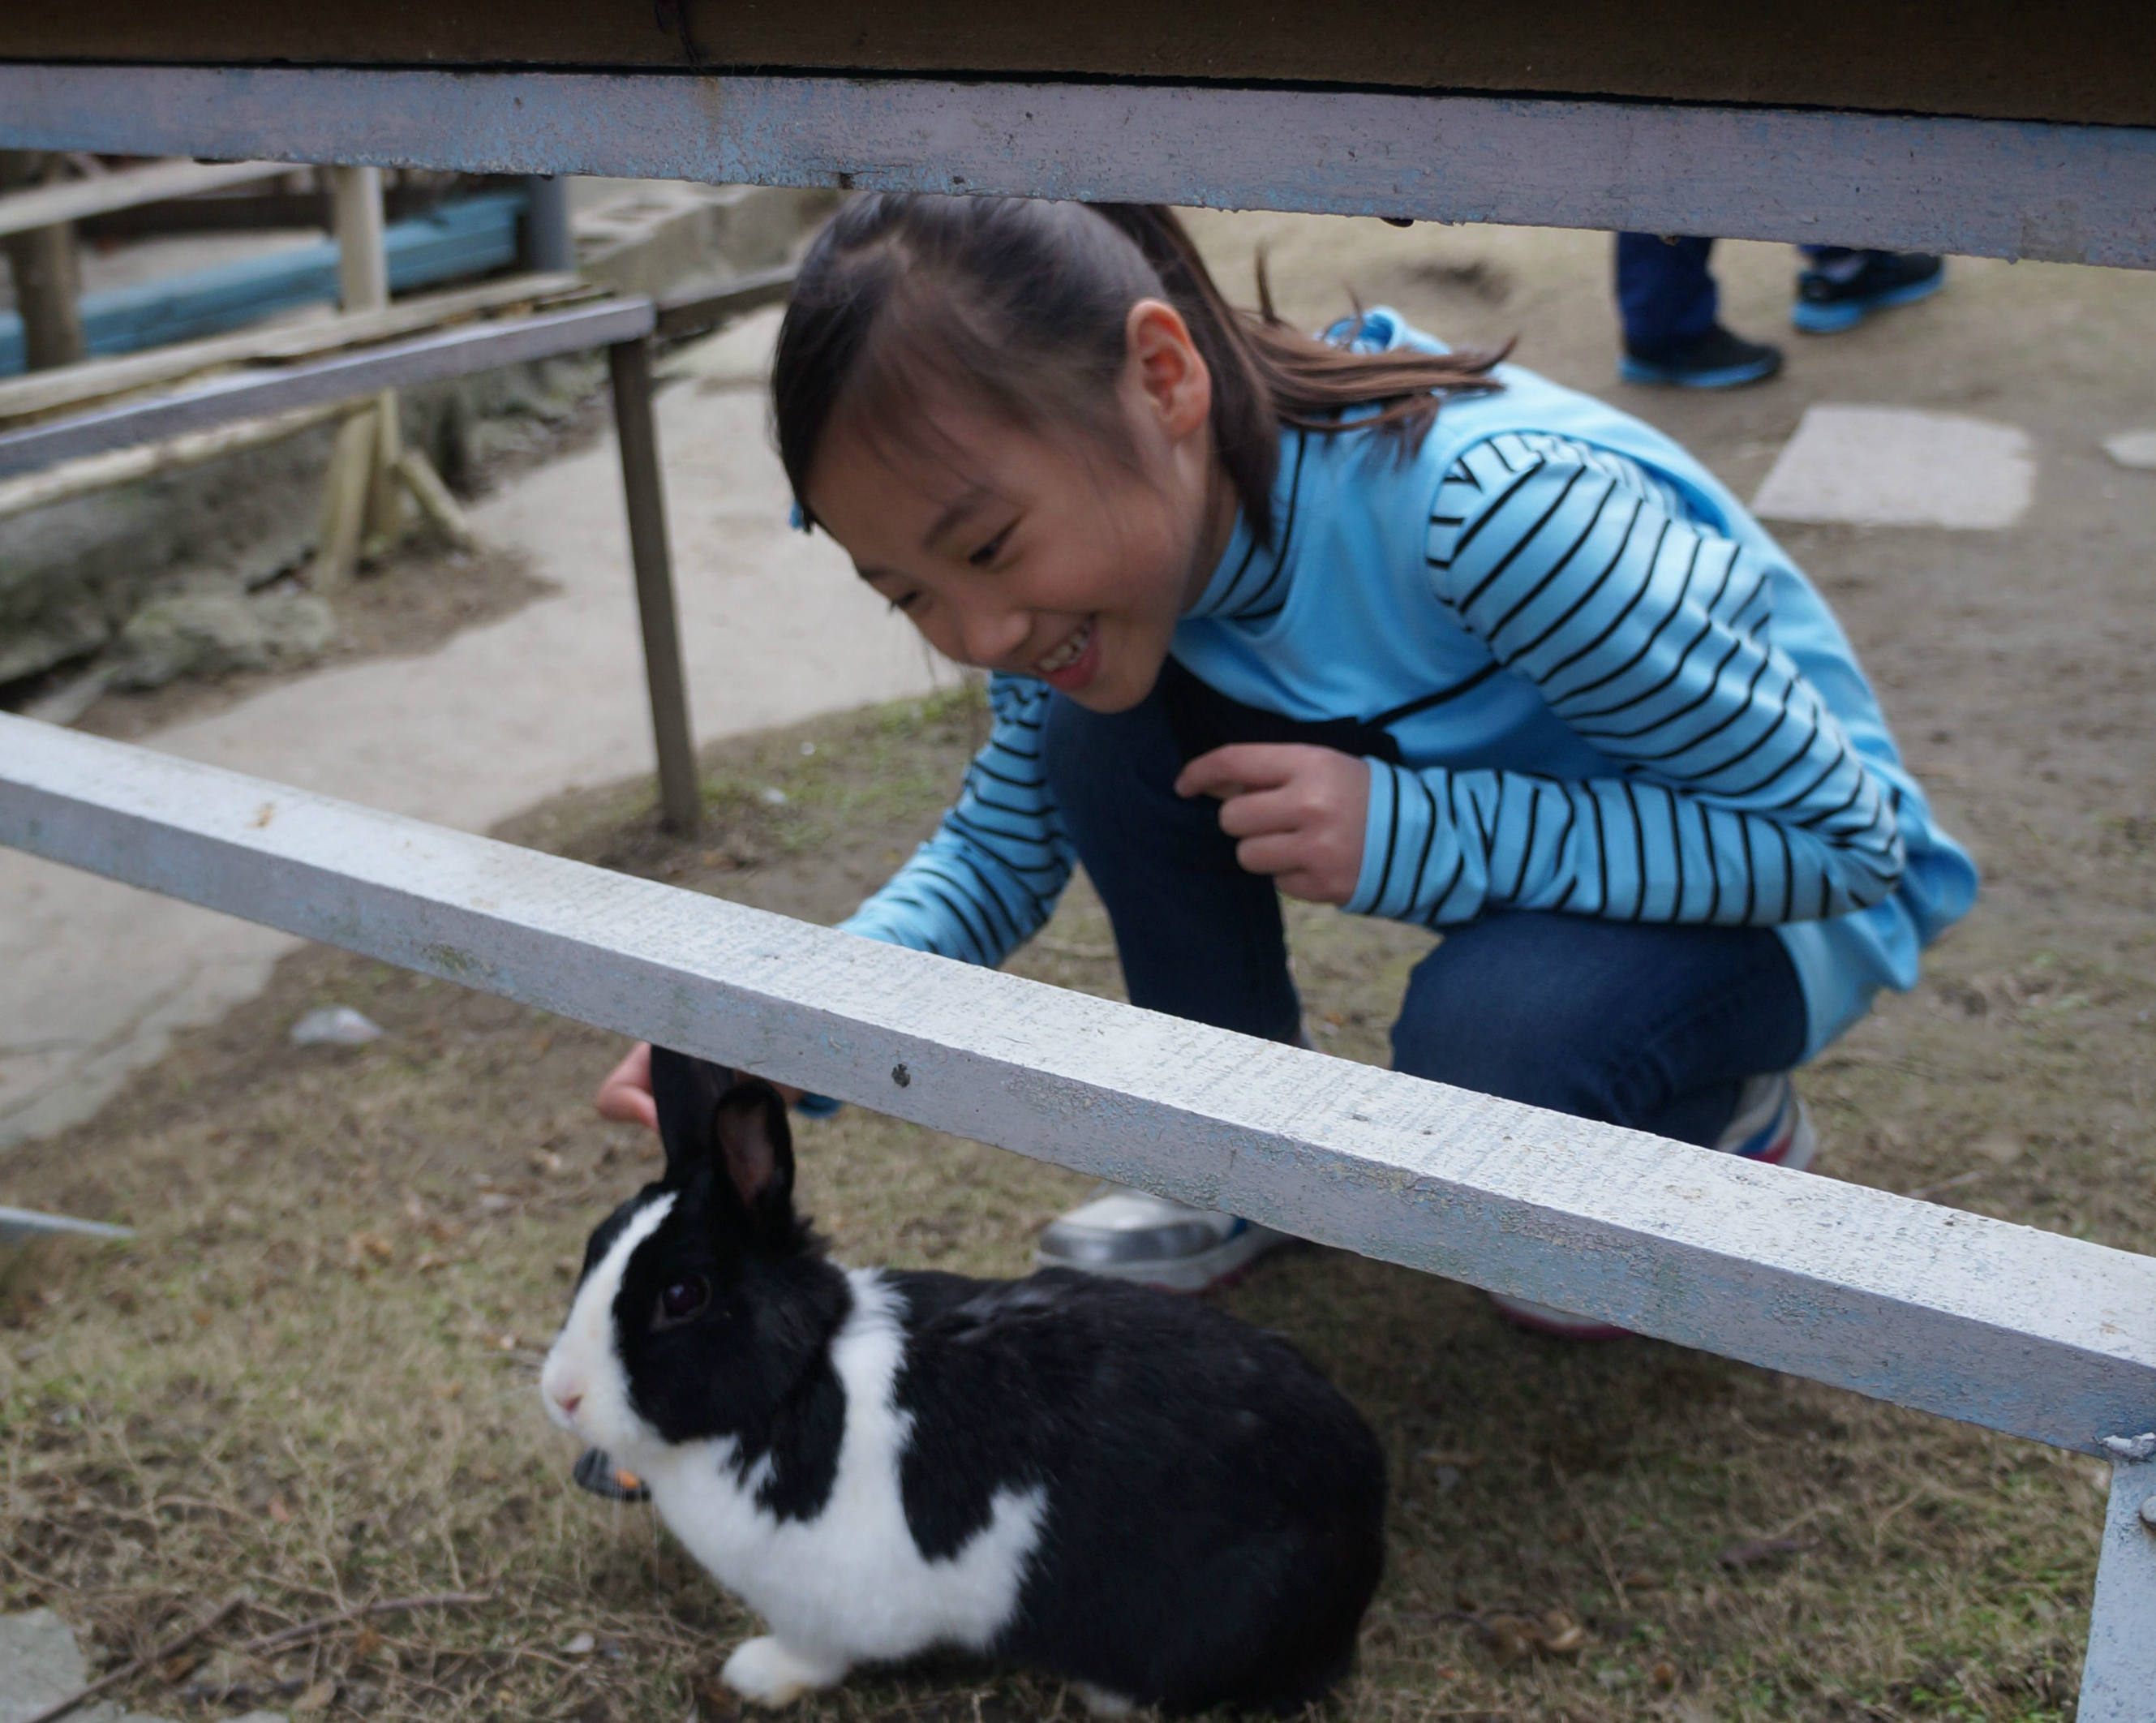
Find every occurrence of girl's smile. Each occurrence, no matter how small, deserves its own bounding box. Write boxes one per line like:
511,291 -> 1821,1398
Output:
802,301 -> 1233,713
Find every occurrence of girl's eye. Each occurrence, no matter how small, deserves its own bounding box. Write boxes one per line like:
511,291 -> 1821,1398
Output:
655,1275 -> 711,1327
968,528 -> 1011,568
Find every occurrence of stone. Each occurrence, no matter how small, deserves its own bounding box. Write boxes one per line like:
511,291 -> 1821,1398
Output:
1750,405 -> 2035,530
290,1005 -> 385,1046
110,587 -> 336,690
2102,428 -> 2156,471
0,1606 -> 235,1723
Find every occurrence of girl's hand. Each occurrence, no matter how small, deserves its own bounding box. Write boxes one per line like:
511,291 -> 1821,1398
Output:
595,1041 -> 805,1134
1176,744 -> 1371,905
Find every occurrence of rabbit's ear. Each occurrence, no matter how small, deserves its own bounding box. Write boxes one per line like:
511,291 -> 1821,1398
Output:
648,1044 -> 737,1183
711,1081 -> 797,1246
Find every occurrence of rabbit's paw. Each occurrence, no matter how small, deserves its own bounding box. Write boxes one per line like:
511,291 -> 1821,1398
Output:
1074,1685 -> 1137,1717
722,1636 -> 845,1707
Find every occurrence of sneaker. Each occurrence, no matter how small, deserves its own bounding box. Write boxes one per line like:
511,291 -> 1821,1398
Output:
571,1446 -> 651,1502
1792,252 -> 1945,333
1034,1186 -> 1287,1293
1490,1074 -> 1816,1338
1619,324 -> 1784,389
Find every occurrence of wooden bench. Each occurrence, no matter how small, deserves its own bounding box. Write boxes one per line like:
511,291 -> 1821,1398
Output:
1,8 -> 2150,1708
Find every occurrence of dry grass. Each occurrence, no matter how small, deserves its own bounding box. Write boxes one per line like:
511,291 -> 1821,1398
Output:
1,676 -> 2146,1723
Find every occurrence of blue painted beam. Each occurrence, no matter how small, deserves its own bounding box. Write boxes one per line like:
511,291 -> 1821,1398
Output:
0,190 -> 528,377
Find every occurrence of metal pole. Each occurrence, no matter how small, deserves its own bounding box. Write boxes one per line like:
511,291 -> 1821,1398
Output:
607,336 -> 700,833
522,174 -> 573,272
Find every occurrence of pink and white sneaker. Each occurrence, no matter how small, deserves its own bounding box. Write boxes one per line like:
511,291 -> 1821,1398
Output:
1489,1074 -> 1817,1339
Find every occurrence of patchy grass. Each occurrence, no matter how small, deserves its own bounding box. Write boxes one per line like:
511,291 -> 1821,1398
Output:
2,679 -> 2145,1723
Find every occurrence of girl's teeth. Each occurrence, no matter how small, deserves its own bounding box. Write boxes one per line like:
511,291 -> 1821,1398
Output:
1039,622 -> 1091,673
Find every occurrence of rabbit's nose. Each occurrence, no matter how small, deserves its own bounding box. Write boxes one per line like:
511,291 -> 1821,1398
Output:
556,1388 -> 583,1416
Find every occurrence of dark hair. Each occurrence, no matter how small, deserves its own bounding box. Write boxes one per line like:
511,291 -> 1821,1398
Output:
772,196 -> 1505,544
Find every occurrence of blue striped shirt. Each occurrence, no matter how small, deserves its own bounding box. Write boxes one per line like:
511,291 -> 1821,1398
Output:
842,315 -> 1975,1057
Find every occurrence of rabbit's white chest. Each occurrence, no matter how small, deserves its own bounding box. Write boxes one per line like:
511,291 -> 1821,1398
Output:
646,1270 -> 1045,1662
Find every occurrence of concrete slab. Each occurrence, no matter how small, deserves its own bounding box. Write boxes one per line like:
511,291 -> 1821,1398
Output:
0,329 -> 947,1153
1750,403 -> 2035,529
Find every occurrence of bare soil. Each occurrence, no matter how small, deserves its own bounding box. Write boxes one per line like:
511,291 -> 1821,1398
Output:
2,214 -> 2152,1723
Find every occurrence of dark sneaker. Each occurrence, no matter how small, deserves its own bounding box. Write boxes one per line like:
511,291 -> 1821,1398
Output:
1792,252 -> 1945,333
1489,1074 -> 1815,1338
1619,324 -> 1784,389
572,1446 -> 651,1502
1034,1185 -> 1288,1292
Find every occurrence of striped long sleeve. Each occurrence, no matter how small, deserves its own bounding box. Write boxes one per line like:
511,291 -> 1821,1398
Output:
1351,432 -> 1905,926
839,673 -> 1074,965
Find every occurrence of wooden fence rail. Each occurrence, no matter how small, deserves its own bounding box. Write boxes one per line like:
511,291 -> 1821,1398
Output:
2,712 -> 2150,1463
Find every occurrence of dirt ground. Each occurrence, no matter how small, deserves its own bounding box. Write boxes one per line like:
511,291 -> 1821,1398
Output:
2,215 -> 2153,1723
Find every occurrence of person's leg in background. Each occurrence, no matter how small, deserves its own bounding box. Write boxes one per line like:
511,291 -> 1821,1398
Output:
1032,678 -> 1303,1290
1616,233 -> 1784,389
1793,246 -> 1947,333
1390,913 -> 1815,1334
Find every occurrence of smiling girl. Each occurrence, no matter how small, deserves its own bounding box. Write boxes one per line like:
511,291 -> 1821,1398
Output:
599,196 -> 1976,1333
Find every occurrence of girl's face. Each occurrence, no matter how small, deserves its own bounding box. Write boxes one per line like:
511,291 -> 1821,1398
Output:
805,301 -> 1232,713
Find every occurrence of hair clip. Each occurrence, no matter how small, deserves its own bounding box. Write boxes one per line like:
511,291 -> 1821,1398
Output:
788,501 -> 810,533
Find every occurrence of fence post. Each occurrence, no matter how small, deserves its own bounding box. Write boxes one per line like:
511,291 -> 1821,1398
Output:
2078,1446 -> 2156,1720
608,335 -> 701,833
0,151 -> 87,371
320,163 -> 402,581
522,174 -> 573,273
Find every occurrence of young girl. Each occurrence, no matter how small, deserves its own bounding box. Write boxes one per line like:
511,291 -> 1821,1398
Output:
599,196 -> 1977,1334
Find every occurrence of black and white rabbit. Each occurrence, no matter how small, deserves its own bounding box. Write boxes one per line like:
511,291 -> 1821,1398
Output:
540,1046 -> 1386,1715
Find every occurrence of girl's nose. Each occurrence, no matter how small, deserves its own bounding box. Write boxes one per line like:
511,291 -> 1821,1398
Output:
956,606 -> 1033,668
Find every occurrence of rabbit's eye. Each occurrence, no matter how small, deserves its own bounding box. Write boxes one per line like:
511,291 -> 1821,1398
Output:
654,1275 -> 711,1328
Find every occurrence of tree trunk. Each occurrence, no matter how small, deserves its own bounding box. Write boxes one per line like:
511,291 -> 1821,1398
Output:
1,152 -> 88,372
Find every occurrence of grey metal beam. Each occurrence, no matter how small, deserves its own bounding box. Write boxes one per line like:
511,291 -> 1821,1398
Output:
0,64 -> 2151,269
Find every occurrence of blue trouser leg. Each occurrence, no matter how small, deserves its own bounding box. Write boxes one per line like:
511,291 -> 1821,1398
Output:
1041,679 -> 1809,1147
1041,677 -> 1303,1044
1389,913 -> 1806,1148
1615,233 -> 1720,354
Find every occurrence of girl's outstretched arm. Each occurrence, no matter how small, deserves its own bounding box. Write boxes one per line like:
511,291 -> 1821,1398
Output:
1355,432 -> 1905,926
838,673 -> 1076,965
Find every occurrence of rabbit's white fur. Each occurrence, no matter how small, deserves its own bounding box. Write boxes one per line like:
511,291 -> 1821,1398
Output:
543,1192 -> 1048,1695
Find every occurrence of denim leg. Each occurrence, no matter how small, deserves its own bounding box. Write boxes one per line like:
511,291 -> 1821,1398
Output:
1041,682 -> 1303,1042
1615,233 -> 1720,354
1391,915 -> 1808,1147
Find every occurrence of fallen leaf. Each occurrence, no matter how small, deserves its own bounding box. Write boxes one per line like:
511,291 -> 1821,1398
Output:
294,1678 -> 337,1712
564,1631 -> 597,1656
1651,1659 -> 1679,1689
353,1624 -> 384,1658
268,1496 -> 291,1523
689,1669 -> 742,1719
157,1651 -> 197,1682
1621,1565 -> 1662,1589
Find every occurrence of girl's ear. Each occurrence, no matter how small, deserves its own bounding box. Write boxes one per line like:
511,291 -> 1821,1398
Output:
648,1044 -> 737,1183
1125,297 -> 1212,441
711,1081 -> 798,1246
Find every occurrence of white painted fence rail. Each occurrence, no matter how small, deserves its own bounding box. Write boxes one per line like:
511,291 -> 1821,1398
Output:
4,712 -> 2153,1461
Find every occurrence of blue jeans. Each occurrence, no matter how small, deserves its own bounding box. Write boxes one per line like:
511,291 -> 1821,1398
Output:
1616,235 -> 1891,351
1041,677 -> 1808,1148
